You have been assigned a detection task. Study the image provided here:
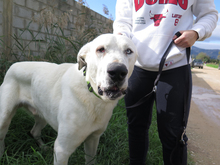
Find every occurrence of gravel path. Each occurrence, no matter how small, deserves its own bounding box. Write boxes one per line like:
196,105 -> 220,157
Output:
187,65 -> 220,165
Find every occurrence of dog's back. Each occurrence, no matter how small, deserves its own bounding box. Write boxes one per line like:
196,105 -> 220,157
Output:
0,61 -> 75,129
1,61 -> 72,107
3,62 -> 72,86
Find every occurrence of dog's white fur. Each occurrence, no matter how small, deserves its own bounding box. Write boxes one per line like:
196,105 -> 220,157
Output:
0,34 -> 137,165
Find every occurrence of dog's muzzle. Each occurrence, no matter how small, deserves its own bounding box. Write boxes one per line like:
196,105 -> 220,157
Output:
98,63 -> 128,100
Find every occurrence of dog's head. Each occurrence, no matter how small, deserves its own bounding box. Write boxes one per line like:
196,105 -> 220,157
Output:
77,34 -> 137,101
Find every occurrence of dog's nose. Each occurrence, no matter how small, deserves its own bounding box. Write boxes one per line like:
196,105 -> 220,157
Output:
107,63 -> 128,82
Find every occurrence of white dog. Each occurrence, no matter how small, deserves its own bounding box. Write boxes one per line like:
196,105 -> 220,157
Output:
0,34 -> 137,165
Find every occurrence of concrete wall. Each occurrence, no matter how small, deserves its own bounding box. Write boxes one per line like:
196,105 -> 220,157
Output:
0,0 -> 113,60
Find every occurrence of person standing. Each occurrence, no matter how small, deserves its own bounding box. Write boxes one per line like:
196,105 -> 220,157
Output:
113,0 -> 218,164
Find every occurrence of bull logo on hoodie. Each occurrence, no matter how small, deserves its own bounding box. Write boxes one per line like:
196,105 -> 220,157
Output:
149,10 -> 168,26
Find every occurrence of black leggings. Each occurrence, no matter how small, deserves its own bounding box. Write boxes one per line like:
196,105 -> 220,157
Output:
125,65 -> 192,165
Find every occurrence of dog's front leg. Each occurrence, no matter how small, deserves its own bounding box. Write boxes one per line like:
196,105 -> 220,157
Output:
84,134 -> 101,165
54,138 -> 73,165
53,128 -> 85,165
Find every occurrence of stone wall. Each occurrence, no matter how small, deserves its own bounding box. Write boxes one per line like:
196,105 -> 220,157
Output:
0,0 -> 113,60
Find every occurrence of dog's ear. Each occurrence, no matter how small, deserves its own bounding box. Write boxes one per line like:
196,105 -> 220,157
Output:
77,43 -> 90,70
78,57 -> 87,70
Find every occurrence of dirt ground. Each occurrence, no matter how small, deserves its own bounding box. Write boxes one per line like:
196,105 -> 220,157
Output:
187,65 -> 220,165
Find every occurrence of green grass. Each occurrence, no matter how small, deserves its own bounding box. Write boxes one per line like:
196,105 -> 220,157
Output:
206,63 -> 219,69
0,100 -> 194,165
0,100 -> 163,165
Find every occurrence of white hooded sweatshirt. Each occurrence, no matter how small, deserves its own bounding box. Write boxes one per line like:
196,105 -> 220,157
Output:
113,0 -> 218,71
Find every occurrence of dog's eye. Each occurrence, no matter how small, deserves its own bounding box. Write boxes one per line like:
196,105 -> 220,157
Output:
125,48 -> 133,55
97,47 -> 105,53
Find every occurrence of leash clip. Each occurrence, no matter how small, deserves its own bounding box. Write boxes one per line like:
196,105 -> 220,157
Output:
153,85 -> 157,93
179,127 -> 186,145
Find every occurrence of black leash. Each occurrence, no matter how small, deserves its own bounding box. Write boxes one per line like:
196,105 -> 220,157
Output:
170,43 -> 191,165
121,31 -> 191,165
125,31 -> 191,139
126,31 -> 185,109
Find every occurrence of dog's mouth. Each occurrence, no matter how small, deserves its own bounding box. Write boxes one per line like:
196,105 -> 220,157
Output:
98,85 -> 127,100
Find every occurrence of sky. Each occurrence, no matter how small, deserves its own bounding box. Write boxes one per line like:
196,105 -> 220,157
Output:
84,0 -> 220,50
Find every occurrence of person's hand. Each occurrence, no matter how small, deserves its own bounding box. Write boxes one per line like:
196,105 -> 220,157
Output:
173,30 -> 199,48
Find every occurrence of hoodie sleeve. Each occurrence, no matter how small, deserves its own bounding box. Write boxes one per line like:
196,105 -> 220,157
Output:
113,0 -> 133,38
191,0 -> 218,41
